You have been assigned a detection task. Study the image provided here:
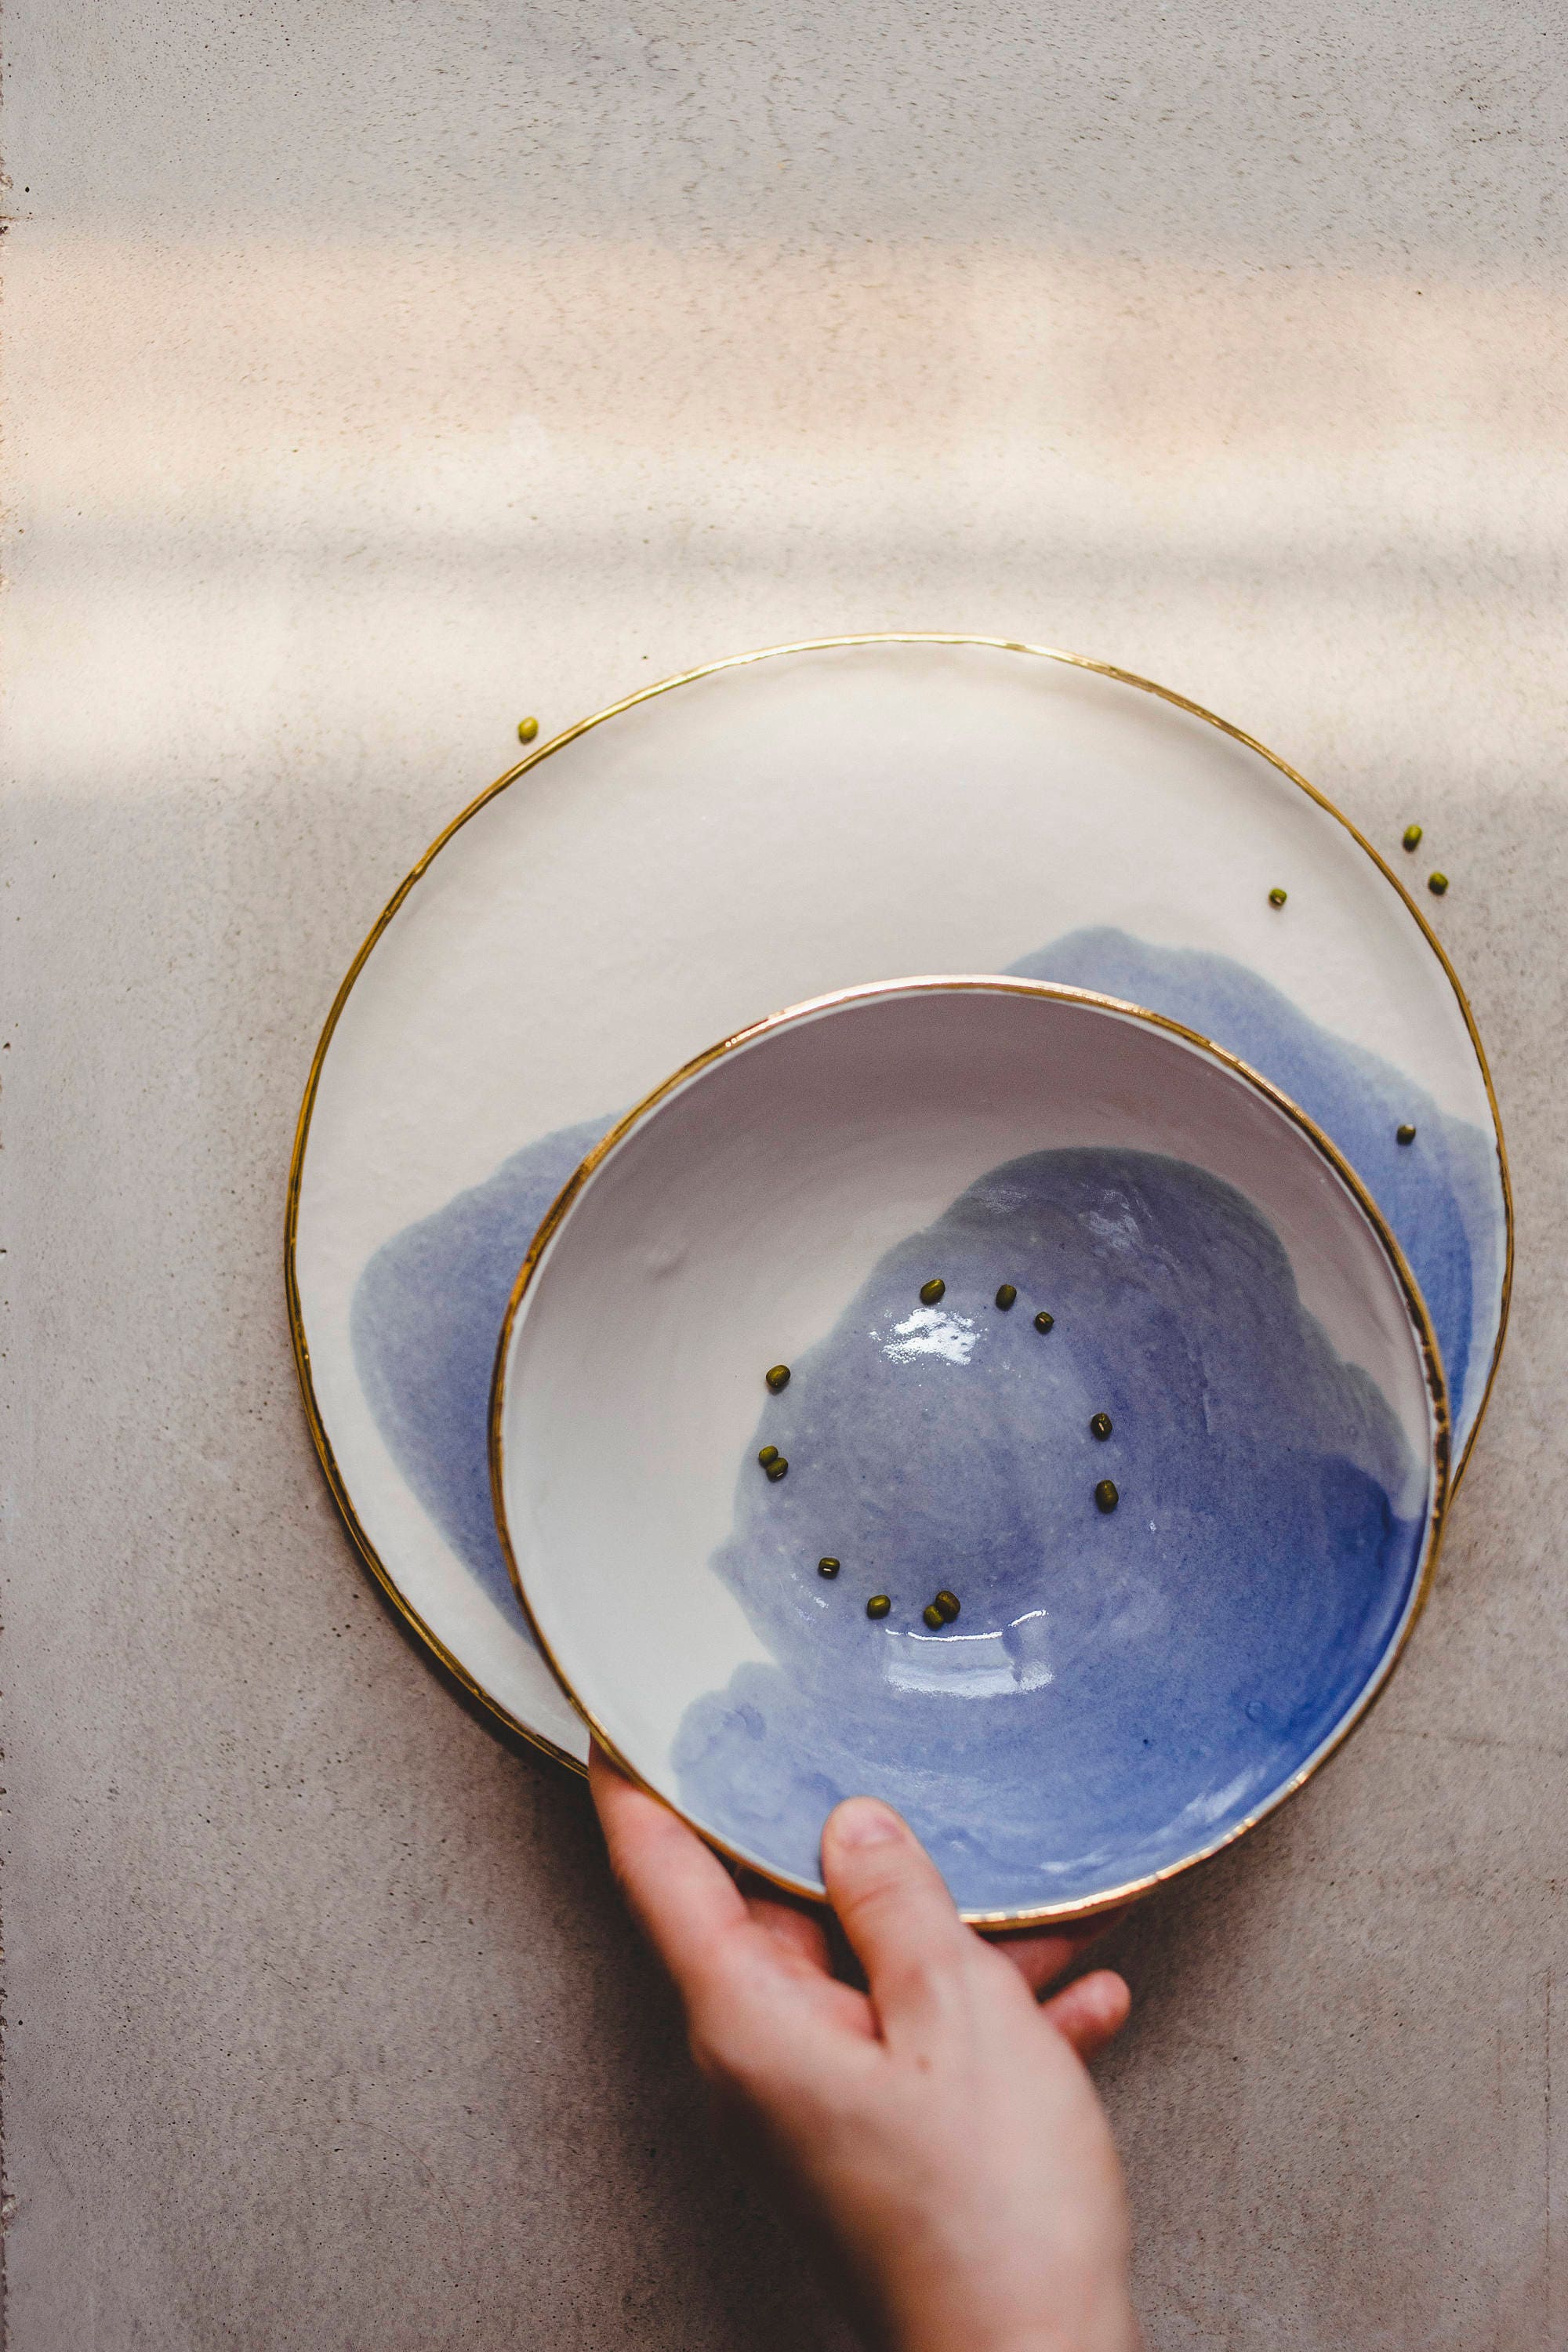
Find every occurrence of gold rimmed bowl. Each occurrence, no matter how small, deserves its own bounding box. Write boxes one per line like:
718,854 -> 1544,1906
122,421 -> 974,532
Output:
490,977 -> 1447,1925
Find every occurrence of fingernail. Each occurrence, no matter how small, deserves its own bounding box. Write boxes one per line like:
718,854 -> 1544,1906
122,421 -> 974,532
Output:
830,1797 -> 905,1850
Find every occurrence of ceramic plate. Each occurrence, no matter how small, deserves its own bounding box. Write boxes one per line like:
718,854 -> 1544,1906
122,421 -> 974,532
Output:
491,980 -> 1448,1920
286,636 -> 1509,1766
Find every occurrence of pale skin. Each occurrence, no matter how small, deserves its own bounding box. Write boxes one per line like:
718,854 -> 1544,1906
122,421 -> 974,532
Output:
590,1744 -> 1142,2352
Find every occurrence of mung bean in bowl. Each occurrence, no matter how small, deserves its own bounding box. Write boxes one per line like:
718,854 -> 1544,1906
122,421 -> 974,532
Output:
490,978 -> 1447,1926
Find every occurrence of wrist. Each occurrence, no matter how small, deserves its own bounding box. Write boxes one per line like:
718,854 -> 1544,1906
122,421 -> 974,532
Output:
892,2325 -> 1135,2352
913,2297 -> 1140,2352
969,2323 -> 1140,2352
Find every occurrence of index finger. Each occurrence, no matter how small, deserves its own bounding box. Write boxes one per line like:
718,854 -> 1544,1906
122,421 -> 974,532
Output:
589,1742 -> 747,1995
987,1908 -> 1131,1998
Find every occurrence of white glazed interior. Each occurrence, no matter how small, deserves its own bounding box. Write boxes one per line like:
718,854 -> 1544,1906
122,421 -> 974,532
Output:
494,980 -> 1444,1905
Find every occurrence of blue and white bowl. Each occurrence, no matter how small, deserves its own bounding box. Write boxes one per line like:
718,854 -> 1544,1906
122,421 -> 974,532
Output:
490,978 -> 1448,1923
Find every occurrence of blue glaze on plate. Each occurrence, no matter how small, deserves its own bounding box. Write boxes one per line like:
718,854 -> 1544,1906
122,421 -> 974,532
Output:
672,1146 -> 1425,1912
349,927 -> 1491,1636
350,1116 -> 614,1610
1010,930 -> 1500,1443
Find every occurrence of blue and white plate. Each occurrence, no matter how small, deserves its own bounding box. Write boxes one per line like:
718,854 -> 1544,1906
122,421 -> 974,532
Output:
491,979 -> 1448,1921
286,637 -> 1509,1767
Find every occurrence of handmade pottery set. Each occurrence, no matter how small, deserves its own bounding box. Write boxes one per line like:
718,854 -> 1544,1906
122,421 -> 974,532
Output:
287,636 -> 1509,1925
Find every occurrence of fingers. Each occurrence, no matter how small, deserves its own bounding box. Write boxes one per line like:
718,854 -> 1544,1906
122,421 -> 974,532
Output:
589,1742 -> 747,1994
744,1888 -> 835,1976
819,1796 -> 974,2031
742,1891 -> 876,2039
595,1750 -> 1134,2070
591,1748 -> 871,2066
989,1907 -> 1131,1998
1040,1969 -> 1132,2063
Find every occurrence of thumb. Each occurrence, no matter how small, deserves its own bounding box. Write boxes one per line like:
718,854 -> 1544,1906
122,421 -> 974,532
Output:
820,1796 -> 976,2035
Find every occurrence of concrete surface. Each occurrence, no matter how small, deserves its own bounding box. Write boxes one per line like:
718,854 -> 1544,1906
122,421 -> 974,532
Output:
4,3 -> 1566,2345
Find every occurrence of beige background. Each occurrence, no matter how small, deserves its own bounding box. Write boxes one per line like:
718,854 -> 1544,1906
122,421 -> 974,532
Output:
4,4 -> 1566,2345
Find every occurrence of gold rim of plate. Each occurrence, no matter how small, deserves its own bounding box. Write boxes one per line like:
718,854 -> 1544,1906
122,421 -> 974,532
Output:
285,632 -> 1513,1782
488,974 -> 1452,1929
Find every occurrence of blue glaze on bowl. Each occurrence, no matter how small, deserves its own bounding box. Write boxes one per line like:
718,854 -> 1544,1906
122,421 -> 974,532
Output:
671,1146 -> 1425,1912
349,927 -> 1491,1632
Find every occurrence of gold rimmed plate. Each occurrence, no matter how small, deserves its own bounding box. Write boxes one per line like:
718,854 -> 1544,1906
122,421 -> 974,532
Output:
286,635 -> 1509,1767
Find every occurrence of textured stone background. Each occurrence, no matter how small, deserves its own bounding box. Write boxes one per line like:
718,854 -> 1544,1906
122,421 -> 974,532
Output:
4,4 -> 1566,2345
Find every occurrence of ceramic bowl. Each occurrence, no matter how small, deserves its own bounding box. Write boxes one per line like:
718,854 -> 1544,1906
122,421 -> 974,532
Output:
490,978 -> 1448,1923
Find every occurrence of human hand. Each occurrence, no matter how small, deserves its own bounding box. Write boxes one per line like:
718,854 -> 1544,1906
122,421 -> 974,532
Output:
590,1745 -> 1140,2352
